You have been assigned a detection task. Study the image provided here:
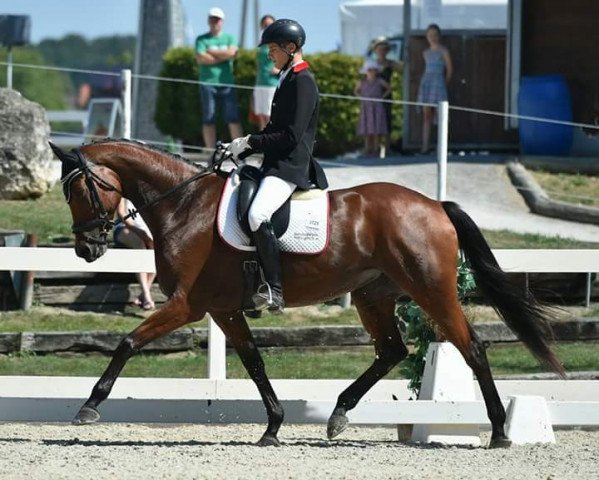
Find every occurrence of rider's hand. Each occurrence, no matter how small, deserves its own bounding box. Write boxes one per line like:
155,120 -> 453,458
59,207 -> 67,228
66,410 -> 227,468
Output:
229,135 -> 251,159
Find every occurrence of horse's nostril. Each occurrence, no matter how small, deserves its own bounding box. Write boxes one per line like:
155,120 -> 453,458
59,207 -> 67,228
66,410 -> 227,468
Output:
75,243 -> 92,260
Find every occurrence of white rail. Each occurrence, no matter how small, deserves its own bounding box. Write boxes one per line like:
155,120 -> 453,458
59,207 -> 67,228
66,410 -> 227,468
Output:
1,247 -> 598,273
0,377 -> 597,426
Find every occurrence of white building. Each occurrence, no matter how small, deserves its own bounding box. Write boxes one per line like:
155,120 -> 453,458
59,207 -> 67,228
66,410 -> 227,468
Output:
339,0 -> 507,56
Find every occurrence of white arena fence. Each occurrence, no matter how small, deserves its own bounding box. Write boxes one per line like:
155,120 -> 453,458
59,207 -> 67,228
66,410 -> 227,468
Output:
0,247 -> 598,428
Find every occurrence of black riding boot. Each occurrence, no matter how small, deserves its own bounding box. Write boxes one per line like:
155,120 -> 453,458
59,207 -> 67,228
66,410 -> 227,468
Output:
252,221 -> 284,314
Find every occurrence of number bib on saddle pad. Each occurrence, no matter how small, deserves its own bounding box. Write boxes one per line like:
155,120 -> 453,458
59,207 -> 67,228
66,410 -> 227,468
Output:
216,168 -> 330,254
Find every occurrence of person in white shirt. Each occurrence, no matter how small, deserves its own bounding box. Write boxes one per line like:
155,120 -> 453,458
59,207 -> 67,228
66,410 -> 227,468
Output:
113,198 -> 156,310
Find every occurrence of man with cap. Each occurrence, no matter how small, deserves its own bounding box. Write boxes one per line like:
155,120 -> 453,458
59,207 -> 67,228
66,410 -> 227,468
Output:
227,19 -> 329,314
195,7 -> 243,149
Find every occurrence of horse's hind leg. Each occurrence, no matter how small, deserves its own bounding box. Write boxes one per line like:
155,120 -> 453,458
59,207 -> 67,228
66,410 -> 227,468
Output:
73,296 -> 195,424
389,265 -> 511,448
212,311 -> 284,446
327,275 -> 408,439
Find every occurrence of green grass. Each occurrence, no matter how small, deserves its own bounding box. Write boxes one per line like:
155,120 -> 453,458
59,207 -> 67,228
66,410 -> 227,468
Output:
0,306 -> 361,332
530,170 -> 599,207
481,229 -> 599,249
0,309 -> 143,332
2,302 -> 598,333
2,184 -> 598,248
0,184 -> 72,243
0,342 -> 597,378
487,341 -> 599,375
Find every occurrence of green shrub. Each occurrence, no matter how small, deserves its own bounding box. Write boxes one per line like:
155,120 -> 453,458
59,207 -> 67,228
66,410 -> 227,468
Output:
154,47 -> 201,145
155,49 -> 403,157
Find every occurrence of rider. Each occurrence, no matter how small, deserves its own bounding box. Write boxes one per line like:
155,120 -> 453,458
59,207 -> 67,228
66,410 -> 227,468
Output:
228,19 -> 328,313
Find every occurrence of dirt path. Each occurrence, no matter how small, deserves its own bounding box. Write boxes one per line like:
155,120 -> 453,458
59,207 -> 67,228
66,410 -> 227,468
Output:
0,423 -> 597,480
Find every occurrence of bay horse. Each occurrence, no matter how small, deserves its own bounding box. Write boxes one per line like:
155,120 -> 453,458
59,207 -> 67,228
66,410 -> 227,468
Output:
50,140 -> 564,448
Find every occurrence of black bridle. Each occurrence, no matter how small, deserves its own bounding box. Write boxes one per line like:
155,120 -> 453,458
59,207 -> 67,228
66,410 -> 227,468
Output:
61,149 -> 121,245
60,143 -> 234,245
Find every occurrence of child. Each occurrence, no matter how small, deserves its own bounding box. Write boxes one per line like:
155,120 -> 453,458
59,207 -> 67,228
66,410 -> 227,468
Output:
355,59 -> 391,157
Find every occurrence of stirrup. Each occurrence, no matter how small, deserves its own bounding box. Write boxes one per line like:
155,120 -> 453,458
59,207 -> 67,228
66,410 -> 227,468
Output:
252,282 -> 284,313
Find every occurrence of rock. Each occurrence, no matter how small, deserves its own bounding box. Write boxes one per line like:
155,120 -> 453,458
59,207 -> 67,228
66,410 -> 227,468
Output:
0,88 -> 57,199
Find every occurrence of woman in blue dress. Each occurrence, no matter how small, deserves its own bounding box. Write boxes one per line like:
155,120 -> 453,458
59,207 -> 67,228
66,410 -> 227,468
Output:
417,24 -> 453,154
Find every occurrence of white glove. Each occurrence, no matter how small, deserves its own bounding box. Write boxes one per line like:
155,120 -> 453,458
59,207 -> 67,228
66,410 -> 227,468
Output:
229,135 -> 251,159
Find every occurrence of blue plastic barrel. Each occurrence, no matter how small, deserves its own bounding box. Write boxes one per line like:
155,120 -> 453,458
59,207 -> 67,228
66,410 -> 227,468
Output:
517,75 -> 573,155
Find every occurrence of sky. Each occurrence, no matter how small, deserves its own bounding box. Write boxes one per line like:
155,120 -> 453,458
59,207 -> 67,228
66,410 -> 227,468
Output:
0,0 -> 344,53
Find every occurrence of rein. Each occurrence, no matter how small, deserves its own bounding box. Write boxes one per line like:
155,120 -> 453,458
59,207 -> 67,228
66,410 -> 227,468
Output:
61,144 -> 233,241
120,143 -> 233,222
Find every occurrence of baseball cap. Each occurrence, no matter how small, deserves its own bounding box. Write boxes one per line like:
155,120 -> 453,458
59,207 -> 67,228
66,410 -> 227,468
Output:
208,7 -> 225,19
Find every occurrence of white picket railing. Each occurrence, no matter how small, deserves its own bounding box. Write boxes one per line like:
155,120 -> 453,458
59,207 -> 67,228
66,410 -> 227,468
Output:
0,247 -> 598,430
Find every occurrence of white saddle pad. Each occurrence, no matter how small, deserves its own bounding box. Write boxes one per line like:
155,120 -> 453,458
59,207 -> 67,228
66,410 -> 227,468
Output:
216,169 -> 329,254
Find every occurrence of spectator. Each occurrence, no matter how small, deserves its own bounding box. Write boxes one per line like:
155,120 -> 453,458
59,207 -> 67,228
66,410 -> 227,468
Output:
371,37 -> 403,153
195,7 -> 243,149
253,14 -> 279,130
354,59 -> 391,157
113,198 -> 156,311
416,24 -> 453,154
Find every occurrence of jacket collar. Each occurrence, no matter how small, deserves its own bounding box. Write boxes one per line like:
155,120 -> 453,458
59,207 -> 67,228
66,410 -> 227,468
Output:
292,61 -> 309,73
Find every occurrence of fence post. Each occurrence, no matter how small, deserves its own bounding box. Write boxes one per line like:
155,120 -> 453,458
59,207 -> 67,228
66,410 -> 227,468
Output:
207,315 -> 227,379
586,272 -> 592,308
436,100 -> 449,201
6,46 -> 13,89
121,69 -> 132,139
18,233 -> 37,310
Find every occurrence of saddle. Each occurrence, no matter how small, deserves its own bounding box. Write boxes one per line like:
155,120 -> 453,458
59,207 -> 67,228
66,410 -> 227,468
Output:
216,166 -> 329,254
235,165 -> 290,238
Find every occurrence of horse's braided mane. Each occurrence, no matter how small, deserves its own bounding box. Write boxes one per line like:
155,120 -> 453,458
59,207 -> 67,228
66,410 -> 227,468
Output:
89,138 -> 208,172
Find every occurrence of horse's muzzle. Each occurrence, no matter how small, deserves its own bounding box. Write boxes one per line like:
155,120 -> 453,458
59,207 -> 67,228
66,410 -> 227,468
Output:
75,237 -> 107,262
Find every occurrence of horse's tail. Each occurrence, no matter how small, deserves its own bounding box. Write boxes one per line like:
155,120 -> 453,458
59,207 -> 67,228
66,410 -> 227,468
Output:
442,201 -> 565,377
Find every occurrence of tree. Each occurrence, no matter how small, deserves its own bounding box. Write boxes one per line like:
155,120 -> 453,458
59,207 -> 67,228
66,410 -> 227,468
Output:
0,47 -> 72,109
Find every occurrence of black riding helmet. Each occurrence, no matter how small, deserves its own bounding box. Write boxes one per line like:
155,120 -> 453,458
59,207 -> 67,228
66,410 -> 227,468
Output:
259,19 -> 306,49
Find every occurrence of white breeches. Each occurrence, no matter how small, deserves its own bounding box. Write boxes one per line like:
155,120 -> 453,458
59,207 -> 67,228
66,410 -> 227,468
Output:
248,175 -> 297,232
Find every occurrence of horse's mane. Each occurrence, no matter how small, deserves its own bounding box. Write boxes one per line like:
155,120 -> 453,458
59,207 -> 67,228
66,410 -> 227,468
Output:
89,138 -> 208,172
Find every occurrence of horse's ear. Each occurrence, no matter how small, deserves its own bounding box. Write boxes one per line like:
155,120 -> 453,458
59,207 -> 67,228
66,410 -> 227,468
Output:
49,142 -> 82,178
49,142 -> 67,160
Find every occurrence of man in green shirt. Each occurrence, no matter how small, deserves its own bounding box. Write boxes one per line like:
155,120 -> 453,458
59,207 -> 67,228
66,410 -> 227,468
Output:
195,7 -> 243,149
253,14 -> 280,130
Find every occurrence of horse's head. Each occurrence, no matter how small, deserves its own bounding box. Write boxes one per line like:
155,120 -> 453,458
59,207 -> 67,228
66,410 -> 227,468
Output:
50,143 -> 122,262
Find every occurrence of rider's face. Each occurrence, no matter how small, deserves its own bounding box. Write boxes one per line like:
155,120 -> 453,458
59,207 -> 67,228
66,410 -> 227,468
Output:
268,42 -> 294,69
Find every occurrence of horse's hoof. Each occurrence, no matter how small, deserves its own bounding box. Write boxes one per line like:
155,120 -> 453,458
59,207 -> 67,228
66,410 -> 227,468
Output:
72,406 -> 100,425
489,437 -> 512,449
327,413 -> 349,439
257,434 -> 281,447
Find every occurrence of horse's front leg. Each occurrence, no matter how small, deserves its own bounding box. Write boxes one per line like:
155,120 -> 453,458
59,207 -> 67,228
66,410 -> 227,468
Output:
212,311 -> 284,446
73,294 -> 196,424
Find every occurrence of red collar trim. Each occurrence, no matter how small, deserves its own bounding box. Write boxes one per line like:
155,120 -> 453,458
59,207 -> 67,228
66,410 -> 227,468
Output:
292,61 -> 310,73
